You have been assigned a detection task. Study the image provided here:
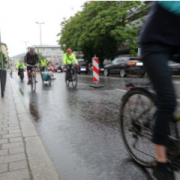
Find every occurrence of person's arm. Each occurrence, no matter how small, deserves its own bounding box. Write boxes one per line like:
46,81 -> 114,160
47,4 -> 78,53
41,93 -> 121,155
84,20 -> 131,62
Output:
63,54 -> 67,65
16,63 -> 19,69
72,54 -> 78,65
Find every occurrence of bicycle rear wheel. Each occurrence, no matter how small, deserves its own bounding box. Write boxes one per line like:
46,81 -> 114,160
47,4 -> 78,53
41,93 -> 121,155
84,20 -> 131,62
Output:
120,88 -> 156,167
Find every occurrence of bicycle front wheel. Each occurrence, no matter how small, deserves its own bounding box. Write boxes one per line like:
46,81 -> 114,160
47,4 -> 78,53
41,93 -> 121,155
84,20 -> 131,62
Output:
31,74 -> 36,92
72,73 -> 77,89
120,88 -> 156,167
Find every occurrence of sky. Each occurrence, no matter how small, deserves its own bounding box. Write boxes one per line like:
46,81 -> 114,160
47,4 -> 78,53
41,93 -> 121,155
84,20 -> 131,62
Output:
0,0 -> 86,57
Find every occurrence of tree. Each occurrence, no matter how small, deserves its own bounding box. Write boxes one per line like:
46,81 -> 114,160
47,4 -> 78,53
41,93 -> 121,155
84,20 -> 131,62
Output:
58,1 -> 147,63
0,52 -> 7,69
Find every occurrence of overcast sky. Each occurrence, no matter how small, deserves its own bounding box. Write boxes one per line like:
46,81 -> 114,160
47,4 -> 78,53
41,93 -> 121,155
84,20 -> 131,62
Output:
0,0 -> 86,57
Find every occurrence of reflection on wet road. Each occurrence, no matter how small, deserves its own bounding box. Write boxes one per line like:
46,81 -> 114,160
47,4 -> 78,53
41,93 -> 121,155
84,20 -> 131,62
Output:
12,72 -> 180,180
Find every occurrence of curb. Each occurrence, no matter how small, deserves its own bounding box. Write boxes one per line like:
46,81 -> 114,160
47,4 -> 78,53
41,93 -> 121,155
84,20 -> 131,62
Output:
9,77 -> 61,180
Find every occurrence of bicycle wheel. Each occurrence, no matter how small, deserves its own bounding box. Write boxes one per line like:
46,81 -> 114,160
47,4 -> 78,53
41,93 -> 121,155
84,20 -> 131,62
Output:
72,72 -> 77,89
65,72 -> 70,87
31,74 -> 36,92
120,88 -> 156,167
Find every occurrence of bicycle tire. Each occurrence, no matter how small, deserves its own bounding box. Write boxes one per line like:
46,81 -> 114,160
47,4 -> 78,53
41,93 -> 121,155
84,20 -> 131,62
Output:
72,73 -> 77,89
31,74 -> 36,92
120,88 -> 156,167
65,71 -> 70,87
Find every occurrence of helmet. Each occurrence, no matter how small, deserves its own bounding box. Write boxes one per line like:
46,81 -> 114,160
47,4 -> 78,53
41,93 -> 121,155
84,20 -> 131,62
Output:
66,48 -> 72,53
29,47 -> 35,51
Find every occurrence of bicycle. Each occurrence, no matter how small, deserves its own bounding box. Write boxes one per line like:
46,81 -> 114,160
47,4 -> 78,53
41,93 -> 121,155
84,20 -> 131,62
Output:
28,65 -> 37,92
65,65 -> 78,89
120,82 -> 180,171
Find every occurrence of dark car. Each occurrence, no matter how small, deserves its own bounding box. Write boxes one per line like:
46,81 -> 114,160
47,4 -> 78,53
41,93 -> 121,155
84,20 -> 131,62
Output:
77,60 -> 90,74
104,57 -> 145,78
104,57 -> 128,77
125,57 -> 145,78
168,61 -> 180,76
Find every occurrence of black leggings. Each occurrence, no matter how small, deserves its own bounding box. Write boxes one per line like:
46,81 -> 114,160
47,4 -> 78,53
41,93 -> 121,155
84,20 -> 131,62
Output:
141,44 -> 180,146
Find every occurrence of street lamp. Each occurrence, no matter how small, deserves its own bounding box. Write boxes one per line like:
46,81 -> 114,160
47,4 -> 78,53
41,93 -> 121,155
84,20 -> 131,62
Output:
0,30 -> 3,69
36,22 -> 45,53
23,41 -> 28,51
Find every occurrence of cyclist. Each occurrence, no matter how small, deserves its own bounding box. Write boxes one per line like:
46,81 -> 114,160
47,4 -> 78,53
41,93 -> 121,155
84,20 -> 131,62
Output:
24,47 -> 40,85
16,59 -> 25,76
63,48 -> 78,80
40,56 -> 48,72
139,2 -> 180,180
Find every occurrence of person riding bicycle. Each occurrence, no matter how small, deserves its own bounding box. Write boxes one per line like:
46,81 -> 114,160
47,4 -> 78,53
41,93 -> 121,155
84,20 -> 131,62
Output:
16,59 -> 25,76
139,2 -> 180,180
24,47 -> 40,85
63,48 -> 78,80
40,56 -> 48,72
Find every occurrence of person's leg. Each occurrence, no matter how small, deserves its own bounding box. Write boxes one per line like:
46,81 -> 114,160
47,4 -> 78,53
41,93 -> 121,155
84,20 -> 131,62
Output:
141,44 -> 177,162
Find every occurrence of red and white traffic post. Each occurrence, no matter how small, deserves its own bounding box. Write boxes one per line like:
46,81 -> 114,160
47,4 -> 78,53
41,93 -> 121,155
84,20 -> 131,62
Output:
93,57 -> 99,83
90,56 -> 104,88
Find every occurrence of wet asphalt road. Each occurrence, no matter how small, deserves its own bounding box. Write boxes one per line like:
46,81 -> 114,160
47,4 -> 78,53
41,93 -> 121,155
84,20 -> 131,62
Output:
11,71 -> 180,180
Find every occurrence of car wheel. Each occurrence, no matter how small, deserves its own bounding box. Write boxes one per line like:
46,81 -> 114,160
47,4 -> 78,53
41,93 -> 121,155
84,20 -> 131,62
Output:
120,68 -> 126,78
104,69 -> 109,76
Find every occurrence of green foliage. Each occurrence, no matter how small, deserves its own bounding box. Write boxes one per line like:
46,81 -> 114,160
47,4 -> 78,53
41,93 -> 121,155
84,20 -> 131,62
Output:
0,52 -> 7,69
58,1 -> 147,63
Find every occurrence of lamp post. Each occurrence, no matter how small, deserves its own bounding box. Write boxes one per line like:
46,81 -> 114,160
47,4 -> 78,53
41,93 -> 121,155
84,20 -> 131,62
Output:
23,41 -> 28,51
0,30 -> 3,69
36,22 -> 44,54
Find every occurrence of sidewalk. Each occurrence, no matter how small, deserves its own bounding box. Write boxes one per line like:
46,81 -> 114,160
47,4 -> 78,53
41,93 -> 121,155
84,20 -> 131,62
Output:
0,77 -> 60,180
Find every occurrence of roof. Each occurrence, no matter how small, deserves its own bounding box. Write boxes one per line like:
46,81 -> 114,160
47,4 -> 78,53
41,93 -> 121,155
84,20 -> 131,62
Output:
28,45 -> 60,48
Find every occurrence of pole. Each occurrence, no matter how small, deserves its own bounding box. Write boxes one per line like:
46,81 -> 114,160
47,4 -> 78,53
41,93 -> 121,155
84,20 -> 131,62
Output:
36,22 -> 44,54
23,41 -> 28,51
0,30 -> 3,69
40,24 -> 42,48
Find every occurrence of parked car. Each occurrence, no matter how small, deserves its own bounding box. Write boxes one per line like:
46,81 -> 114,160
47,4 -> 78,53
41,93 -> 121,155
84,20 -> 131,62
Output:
77,60 -> 90,74
104,57 -> 145,78
168,61 -> 180,76
125,57 -> 145,78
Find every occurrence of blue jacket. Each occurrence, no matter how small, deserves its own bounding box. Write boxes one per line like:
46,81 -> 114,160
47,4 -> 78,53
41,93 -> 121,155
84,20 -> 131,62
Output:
139,2 -> 180,46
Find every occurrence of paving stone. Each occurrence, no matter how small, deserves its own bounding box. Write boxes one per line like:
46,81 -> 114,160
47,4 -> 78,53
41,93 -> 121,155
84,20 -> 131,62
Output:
9,129 -> 21,134
10,137 -> 23,143
2,142 -> 24,149
2,133 -> 21,139
0,139 -> 8,144
0,169 -> 30,180
0,163 -> 8,173
9,147 -> 24,155
9,160 -> 28,171
3,127 -> 20,131
0,153 -> 26,163
0,150 -> 8,156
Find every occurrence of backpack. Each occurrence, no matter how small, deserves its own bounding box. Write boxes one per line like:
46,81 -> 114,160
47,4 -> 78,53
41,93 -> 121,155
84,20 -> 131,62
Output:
158,1 -> 180,16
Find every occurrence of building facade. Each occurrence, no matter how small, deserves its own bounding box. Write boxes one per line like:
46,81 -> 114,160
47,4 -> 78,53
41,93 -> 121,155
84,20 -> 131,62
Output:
1,43 -> 8,60
28,45 -> 64,64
